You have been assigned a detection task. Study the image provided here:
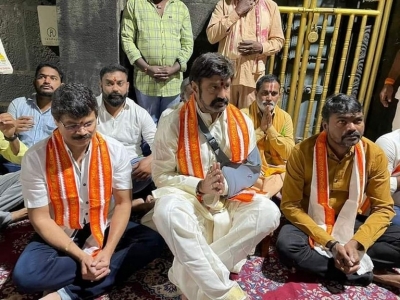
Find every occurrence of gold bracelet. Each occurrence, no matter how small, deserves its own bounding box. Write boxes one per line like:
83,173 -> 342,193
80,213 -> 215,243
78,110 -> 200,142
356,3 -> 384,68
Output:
65,240 -> 73,252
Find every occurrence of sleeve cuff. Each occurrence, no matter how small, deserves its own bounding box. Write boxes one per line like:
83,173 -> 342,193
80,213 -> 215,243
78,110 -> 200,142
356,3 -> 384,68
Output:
390,177 -> 398,194
225,10 -> 241,30
266,125 -> 279,138
352,232 -> 373,251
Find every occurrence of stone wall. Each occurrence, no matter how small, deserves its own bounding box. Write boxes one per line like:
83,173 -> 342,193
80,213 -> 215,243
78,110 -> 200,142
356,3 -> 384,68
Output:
364,1 -> 400,140
0,0 -> 58,111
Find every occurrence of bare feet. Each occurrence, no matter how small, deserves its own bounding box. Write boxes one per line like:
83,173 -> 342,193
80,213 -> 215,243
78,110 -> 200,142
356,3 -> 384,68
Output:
40,292 -> 61,300
373,269 -> 400,288
10,208 -> 28,223
131,195 -> 155,214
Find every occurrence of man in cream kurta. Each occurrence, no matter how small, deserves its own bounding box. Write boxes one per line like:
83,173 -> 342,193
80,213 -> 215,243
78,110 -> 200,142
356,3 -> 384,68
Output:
142,53 -> 280,300
207,0 -> 284,109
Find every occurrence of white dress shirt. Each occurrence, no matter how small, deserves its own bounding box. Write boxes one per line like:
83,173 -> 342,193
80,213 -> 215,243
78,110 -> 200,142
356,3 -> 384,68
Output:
96,96 -> 156,161
21,132 -> 132,242
376,129 -> 400,206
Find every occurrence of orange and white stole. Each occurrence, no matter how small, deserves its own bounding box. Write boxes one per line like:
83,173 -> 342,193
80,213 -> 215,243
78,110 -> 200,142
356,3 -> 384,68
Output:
177,96 -> 255,203
308,131 -> 373,274
46,129 -> 112,256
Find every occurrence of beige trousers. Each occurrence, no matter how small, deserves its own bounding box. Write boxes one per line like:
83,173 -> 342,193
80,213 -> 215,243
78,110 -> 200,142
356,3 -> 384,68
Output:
230,85 -> 256,109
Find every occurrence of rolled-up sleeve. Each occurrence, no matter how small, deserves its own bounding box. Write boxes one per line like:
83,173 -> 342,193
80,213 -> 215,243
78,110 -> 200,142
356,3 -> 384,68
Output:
121,1 -> 142,65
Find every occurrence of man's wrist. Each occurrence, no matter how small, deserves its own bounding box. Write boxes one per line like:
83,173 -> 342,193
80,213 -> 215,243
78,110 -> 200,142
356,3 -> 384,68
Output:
385,78 -> 395,85
196,181 -> 204,196
4,133 -> 18,142
326,240 -> 339,252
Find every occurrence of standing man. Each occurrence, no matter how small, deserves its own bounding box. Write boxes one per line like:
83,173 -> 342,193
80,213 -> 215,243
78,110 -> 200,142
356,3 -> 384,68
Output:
144,53 -> 280,300
276,93 -> 400,288
380,49 -> 400,130
8,62 -> 63,147
242,74 -> 294,196
96,64 -> 157,213
0,113 -> 29,228
12,83 -> 164,300
121,0 -> 194,123
207,0 -> 284,109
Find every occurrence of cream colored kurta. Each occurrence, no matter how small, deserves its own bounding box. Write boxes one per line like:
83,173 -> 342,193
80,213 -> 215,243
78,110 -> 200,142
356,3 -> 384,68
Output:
142,104 -> 281,300
206,0 -> 284,89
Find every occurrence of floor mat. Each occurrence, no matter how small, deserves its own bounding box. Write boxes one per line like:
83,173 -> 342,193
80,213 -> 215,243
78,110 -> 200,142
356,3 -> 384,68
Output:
1,220 -> 399,299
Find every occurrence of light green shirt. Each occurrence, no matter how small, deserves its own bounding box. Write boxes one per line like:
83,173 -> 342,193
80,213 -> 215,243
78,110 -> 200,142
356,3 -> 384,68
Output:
0,132 -> 28,164
121,0 -> 194,97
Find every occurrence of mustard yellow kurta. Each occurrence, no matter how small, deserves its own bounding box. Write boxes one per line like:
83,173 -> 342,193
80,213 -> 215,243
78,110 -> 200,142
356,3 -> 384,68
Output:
281,134 -> 394,251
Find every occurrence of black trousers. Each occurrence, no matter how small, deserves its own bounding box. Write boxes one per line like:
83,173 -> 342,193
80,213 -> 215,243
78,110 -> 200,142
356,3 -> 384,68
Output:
276,219 -> 400,286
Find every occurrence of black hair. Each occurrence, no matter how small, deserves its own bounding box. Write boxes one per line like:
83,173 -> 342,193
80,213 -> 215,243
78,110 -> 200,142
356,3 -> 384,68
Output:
256,74 -> 281,92
99,64 -> 128,80
51,83 -> 98,121
180,77 -> 190,93
189,53 -> 234,84
35,63 -> 64,82
321,93 -> 362,121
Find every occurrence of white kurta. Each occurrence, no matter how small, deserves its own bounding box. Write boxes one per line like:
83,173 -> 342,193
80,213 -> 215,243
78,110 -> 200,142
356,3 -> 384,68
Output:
143,104 -> 281,300
376,129 -> 400,206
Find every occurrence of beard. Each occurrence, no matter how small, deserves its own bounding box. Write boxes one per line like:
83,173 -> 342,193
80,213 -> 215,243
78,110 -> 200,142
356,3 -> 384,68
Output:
35,85 -> 54,97
257,100 -> 275,113
341,131 -> 362,147
103,92 -> 127,107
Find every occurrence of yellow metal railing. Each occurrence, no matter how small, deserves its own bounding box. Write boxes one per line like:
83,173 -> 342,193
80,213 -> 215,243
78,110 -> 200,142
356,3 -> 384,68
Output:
266,1 -> 391,139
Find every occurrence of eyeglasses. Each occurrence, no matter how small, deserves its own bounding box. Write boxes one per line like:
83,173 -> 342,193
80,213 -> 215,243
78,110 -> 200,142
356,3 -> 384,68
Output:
60,120 -> 95,131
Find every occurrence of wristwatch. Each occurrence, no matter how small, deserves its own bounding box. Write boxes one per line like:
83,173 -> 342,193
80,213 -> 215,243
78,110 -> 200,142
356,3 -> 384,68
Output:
4,134 -> 18,142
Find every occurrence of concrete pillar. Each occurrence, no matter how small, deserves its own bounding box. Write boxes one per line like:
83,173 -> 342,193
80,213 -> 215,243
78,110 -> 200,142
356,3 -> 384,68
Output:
57,0 -> 124,95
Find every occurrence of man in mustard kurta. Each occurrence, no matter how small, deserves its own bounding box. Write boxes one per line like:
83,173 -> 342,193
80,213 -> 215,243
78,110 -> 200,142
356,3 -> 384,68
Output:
276,93 -> 400,288
242,74 -> 294,197
207,0 -> 284,109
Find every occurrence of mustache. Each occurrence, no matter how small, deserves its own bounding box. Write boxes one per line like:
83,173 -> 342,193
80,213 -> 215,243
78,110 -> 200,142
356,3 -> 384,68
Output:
210,97 -> 229,107
107,92 -> 124,99
342,131 -> 361,139
72,134 -> 92,140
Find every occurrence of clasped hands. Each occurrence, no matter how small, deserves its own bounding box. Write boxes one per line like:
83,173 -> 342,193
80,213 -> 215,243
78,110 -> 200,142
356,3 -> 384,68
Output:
146,65 -> 179,82
331,239 -> 361,275
197,162 -> 225,195
80,250 -> 111,282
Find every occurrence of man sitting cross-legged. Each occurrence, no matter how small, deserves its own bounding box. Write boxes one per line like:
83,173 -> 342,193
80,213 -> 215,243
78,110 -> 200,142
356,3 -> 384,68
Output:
12,83 -> 164,300
0,113 -> 29,228
96,64 -> 157,214
276,93 -> 400,288
142,52 -> 281,300
242,74 -> 294,197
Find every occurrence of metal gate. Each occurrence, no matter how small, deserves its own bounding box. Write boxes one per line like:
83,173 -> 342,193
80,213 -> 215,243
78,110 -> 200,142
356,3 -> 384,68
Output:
267,0 -> 393,141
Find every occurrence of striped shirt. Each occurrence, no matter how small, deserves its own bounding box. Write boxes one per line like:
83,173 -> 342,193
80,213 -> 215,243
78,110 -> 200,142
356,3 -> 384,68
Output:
121,0 -> 194,97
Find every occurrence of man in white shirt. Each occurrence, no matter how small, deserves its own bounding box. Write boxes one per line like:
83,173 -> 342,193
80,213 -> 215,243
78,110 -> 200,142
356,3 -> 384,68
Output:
376,129 -> 400,225
96,64 -> 157,213
12,83 -> 163,300
142,53 -> 280,300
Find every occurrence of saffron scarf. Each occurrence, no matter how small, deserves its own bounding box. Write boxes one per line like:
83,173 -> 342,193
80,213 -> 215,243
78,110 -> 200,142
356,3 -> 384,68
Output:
46,129 -> 112,251
177,96 -> 254,202
308,131 -> 373,274
308,131 -> 367,242
249,101 -> 286,177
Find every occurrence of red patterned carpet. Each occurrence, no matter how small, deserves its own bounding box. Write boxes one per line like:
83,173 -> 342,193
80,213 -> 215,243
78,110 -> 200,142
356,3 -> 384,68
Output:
1,220 -> 400,300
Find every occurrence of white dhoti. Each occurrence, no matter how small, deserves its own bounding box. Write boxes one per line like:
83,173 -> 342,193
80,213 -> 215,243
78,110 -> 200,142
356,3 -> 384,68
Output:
143,188 -> 280,300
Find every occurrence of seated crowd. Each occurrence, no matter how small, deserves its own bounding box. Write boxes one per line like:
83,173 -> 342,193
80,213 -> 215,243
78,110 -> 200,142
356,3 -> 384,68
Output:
1,53 -> 399,299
